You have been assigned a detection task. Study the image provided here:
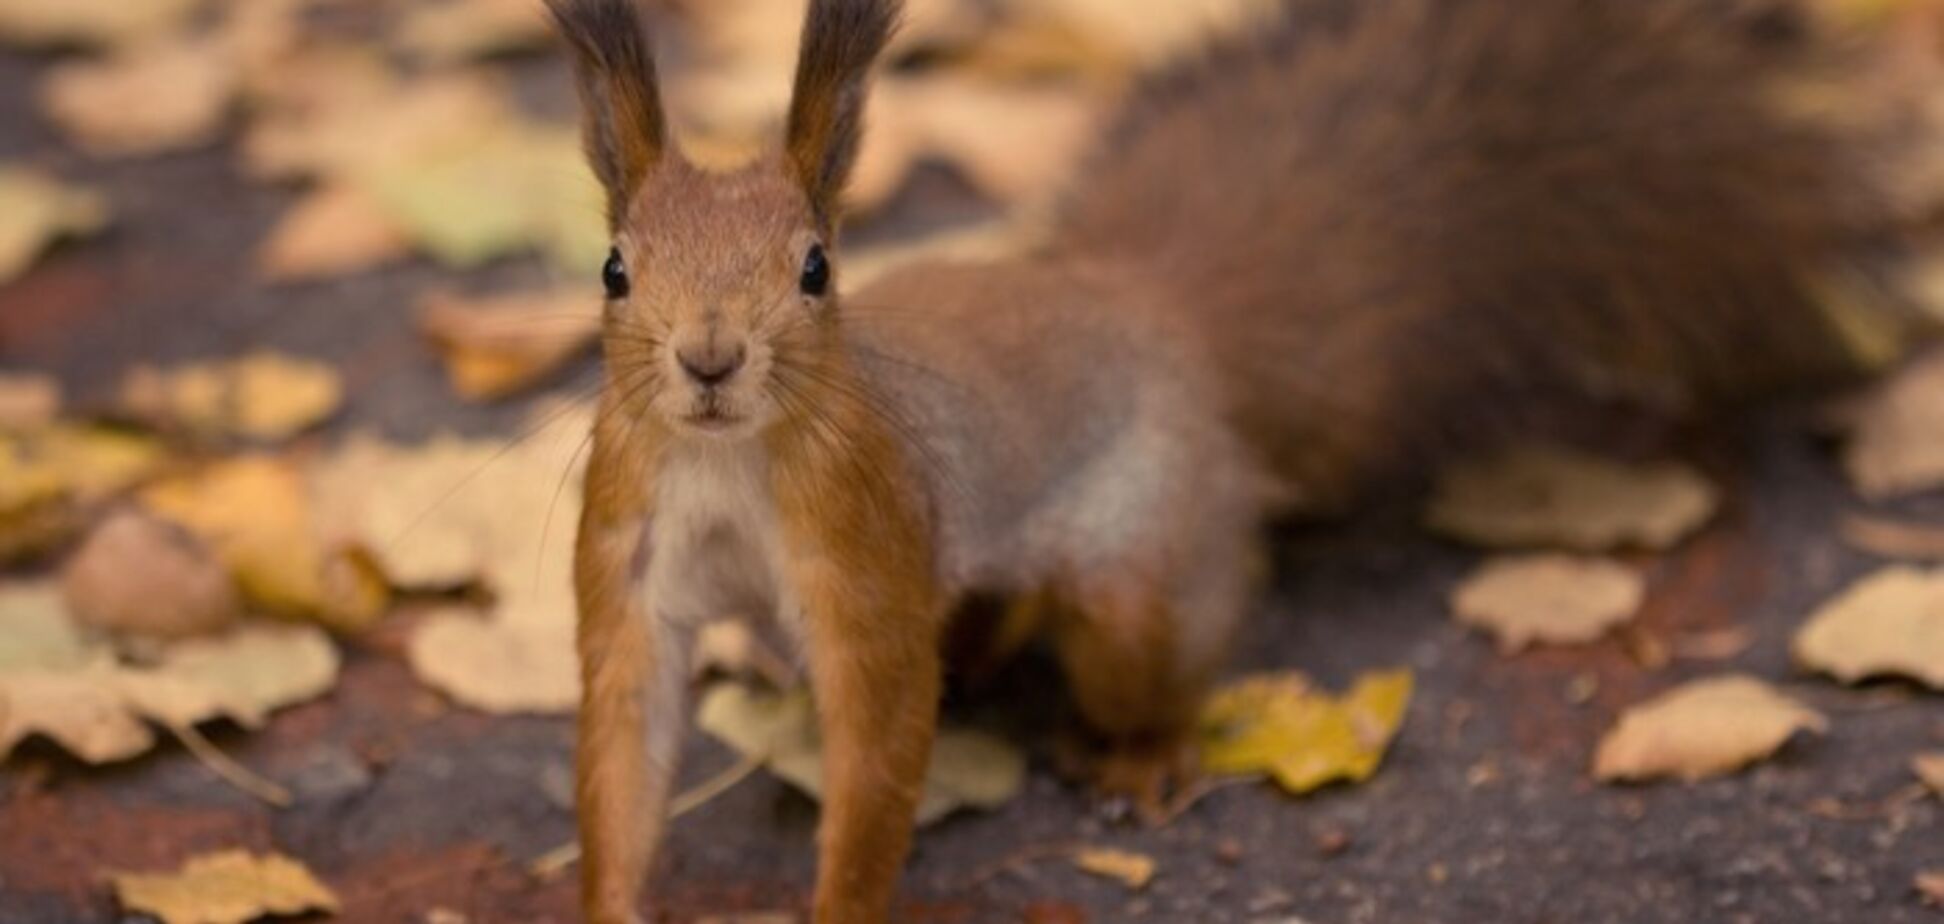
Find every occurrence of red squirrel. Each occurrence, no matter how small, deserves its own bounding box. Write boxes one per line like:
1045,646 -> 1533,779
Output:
548,0 -> 1923,920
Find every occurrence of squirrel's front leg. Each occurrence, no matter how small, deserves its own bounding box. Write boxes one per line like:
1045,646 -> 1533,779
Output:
574,435 -> 683,924
794,555 -> 942,924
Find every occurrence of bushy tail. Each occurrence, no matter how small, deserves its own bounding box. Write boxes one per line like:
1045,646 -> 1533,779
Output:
1054,0 -> 1937,507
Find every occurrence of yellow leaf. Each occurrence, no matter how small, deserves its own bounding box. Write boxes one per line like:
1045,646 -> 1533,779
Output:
1593,675 -> 1826,783
0,0 -> 200,49
1450,554 -> 1644,653
416,287 -> 601,401
120,351 -> 343,441
118,623 -> 340,729
1198,669 -> 1412,794
110,850 -> 338,924
39,38 -> 236,157
695,681 -> 1027,825
0,423 -> 165,515
1793,566 -> 1944,688
243,69 -> 509,183
1070,847 -> 1156,890
0,167 -> 108,283
142,456 -> 388,631
1425,445 -> 1718,551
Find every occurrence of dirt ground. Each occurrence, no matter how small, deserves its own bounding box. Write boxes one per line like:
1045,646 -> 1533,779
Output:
2,36 -> 1942,924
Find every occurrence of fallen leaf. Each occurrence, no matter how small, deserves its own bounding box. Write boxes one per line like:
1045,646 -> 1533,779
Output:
1198,669 -> 1413,794
0,167 -> 109,283
258,182 -> 413,281
0,0 -> 200,49
1671,626 -> 1756,662
118,622 -> 340,729
395,0 -> 553,63
0,581 -> 95,671
1425,445 -> 1718,551
1070,847 -> 1155,890
1840,514 -> 1944,561
850,76 -> 1104,211
110,850 -> 339,924
1914,751 -> 1944,796
1793,566 -> 1944,688
0,371 -> 59,430
62,509 -> 241,639
693,620 -> 799,689
0,423 -> 167,539
416,287 -> 600,401
361,123 -> 605,272
0,581 -> 155,762
406,609 -> 579,714
40,39 -> 236,157
696,681 -> 1027,825
1450,554 -> 1644,653
1592,675 -> 1826,782
243,69 -> 510,182
1844,349 -> 1944,499
120,351 -> 343,441
142,456 -> 389,631
1919,869 -> 1944,907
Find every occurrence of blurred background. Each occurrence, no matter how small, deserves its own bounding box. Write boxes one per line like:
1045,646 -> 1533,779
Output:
2,1 -> 1942,922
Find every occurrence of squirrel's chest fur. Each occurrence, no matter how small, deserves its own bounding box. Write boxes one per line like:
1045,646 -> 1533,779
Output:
642,440 -> 798,634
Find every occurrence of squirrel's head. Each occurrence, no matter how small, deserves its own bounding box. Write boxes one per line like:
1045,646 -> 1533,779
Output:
550,0 -> 896,440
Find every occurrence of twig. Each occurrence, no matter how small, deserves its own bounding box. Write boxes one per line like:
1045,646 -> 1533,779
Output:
168,723 -> 292,808
526,753 -> 765,878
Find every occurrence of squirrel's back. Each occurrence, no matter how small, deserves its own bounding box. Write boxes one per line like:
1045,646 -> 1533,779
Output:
1051,0 -> 1927,507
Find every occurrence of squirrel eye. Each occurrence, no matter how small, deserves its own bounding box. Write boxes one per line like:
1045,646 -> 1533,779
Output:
601,247 -> 629,299
799,244 -> 830,297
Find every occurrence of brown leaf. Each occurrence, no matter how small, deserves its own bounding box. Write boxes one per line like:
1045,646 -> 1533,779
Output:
1913,751 -> 1944,796
120,351 -> 343,442
1593,675 -> 1827,782
1920,870 -> 1944,908
0,0 -> 200,49
1450,554 -> 1644,653
61,509 -> 242,639
1793,566 -> 1944,688
0,371 -> 60,430
0,167 -> 109,283
1425,445 -> 1718,551
110,850 -> 339,924
40,39 -> 236,157
416,287 -> 600,401
258,182 -> 412,281
1844,349 -> 1944,499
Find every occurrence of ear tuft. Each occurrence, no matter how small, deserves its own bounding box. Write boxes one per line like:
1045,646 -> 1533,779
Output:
785,0 -> 900,223
547,0 -> 666,226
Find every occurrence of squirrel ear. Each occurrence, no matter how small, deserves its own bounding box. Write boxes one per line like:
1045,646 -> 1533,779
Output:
546,0 -> 666,226
784,0 -> 898,222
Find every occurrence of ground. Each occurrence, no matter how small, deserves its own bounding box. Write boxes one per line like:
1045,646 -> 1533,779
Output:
1,37 -> 1941,924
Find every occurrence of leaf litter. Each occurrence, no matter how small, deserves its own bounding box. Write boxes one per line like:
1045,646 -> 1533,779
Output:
1793,565 -> 1944,688
110,849 -> 338,924
1425,444 -> 1718,551
1450,554 -> 1645,653
1593,675 -> 1827,782
1198,669 -> 1412,795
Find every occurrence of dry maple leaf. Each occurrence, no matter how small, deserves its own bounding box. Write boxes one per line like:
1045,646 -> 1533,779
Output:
1844,349 -> 1944,499
40,38 -> 237,157
258,182 -> 413,282
1199,669 -> 1413,794
0,0 -> 200,49
407,609 -> 580,714
62,509 -> 242,639
0,167 -> 109,284
416,287 -> 601,401
120,351 -> 343,442
1450,554 -> 1645,653
0,371 -> 59,430
695,681 -> 1027,824
1425,444 -> 1718,551
141,456 -> 388,632
1592,675 -> 1827,782
1070,847 -> 1157,890
111,850 -> 339,924
1793,566 -> 1944,688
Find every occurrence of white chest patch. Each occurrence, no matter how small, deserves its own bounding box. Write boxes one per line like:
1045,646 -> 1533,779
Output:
641,439 -> 793,631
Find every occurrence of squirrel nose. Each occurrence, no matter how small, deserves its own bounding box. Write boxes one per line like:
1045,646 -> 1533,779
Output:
676,342 -> 746,387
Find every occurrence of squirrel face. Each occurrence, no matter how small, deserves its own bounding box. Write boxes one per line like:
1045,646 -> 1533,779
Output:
602,155 -> 839,441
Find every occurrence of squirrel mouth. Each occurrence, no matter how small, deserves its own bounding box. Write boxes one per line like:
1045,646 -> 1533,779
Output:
682,407 -> 741,431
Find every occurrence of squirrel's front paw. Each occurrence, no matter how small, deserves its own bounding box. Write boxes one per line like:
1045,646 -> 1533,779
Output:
1059,732 -> 1199,825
